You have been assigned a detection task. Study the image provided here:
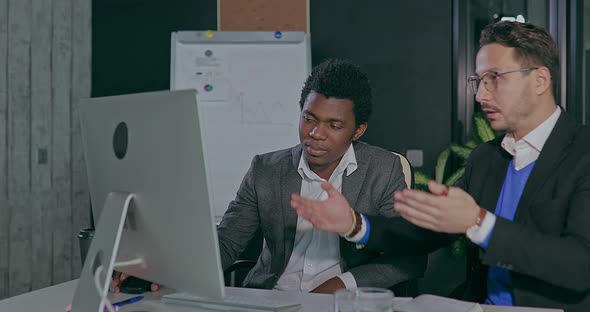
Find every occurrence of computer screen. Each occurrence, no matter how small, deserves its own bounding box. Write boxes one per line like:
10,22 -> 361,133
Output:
71,90 -> 226,311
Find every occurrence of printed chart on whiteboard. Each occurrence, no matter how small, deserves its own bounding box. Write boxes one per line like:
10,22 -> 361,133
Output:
171,31 -> 311,220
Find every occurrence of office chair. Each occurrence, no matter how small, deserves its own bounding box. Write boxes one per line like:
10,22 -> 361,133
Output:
224,259 -> 259,287
392,151 -> 466,298
223,228 -> 263,287
389,151 -> 468,297
391,151 -> 414,189
386,151 -> 421,297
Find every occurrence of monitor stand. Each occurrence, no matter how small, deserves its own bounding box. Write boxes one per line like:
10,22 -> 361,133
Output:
71,192 -> 134,312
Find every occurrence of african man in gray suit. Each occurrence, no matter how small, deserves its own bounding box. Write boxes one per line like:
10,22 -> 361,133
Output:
216,59 -> 425,294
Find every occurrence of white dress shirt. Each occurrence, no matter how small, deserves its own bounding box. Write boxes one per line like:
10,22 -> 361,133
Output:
274,144 -> 358,291
467,106 -> 561,244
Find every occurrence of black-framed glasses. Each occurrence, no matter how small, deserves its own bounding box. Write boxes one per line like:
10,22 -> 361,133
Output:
467,67 -> 538,93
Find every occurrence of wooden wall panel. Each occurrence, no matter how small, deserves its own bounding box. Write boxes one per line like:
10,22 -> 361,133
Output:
219,0 -> 307,32
7,0 -> 33,297
0,0 -> 9,299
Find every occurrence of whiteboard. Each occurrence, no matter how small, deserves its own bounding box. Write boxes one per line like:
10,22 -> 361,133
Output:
171,31 -> 311,221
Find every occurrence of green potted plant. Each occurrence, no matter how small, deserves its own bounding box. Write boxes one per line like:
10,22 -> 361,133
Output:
412,112 -> 497,257
414,112 -> 497,190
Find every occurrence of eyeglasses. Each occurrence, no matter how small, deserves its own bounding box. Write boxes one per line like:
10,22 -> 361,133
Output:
467,67 -> 538,93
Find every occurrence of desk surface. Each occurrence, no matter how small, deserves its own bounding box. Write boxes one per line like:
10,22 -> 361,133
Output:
0,279 -> 564,312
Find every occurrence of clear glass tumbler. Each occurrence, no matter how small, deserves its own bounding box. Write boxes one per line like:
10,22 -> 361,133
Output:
334,287 -> 395,312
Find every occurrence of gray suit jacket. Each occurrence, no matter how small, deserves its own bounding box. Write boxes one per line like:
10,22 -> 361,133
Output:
217,141 -> 427,289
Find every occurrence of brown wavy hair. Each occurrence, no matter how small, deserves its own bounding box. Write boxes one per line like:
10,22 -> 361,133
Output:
480,21 -> 560,100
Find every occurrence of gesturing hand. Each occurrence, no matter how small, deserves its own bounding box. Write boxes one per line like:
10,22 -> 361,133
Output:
110,272 -> 160,294
394,180 -> 480,233
291,182 -> 354,235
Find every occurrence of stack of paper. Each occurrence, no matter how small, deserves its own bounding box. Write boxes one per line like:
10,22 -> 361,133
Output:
395,294 -> 483,312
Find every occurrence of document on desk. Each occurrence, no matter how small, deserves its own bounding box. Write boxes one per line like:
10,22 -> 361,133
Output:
395,294 -> 483,312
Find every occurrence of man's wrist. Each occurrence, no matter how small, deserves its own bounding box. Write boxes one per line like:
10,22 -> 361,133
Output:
466,207 -> 496,245
346,213 -> 368,244
340,208 -> 357,237
474,207 -> 487,227
342,210 -> 362,238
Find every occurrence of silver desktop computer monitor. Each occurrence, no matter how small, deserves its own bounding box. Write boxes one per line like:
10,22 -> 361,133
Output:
71,90 -> 225,311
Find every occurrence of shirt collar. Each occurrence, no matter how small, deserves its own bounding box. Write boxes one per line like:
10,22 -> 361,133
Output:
501,106 -> 561,156
297,143 -> 358,181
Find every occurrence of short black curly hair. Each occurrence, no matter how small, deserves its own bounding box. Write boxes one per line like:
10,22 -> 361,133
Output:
299,59 -> 372,126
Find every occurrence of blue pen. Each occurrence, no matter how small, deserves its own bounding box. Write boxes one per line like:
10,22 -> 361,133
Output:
112,295 -> 144,309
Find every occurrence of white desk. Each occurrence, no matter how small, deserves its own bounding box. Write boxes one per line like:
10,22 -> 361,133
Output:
0,280 -> 334,312
0,279 -> 563,312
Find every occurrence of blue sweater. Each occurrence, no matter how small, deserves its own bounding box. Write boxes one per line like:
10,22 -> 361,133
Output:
481,160 -> 535,306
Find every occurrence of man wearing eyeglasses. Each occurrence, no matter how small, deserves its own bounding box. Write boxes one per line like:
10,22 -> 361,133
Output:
291,21 -> 590,312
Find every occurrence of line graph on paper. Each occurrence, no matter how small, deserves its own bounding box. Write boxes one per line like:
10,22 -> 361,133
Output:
239,92 -> 297,126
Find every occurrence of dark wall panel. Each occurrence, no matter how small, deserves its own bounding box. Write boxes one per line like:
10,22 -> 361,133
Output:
92,0 -> 217,97
90,0 -> 460,296
586,50 -> 590,125
311,1 -> 453,173
93,0 -> 454,173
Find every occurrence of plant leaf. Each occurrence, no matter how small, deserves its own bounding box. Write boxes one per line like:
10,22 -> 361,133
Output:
465,140 -> 478,149
444,167 -> 465,186
473,112 -> 496,142
449,144 -> 472,161
435,148 -> 450,183
414,171 -> 432,191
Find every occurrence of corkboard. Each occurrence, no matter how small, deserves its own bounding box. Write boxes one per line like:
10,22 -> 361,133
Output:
219,0 -> 308,32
